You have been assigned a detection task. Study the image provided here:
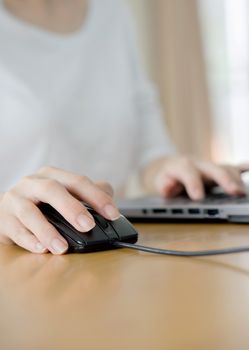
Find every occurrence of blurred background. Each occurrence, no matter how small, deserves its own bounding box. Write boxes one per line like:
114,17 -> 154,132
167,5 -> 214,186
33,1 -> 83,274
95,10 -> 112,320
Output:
128,0 -> 249,165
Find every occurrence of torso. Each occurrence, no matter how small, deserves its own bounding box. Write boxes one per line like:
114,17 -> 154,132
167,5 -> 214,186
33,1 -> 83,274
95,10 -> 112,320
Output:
0,0 -> 140,195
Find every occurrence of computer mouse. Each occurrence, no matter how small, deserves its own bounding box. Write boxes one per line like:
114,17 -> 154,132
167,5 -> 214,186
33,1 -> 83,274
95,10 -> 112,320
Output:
39,203 -> 138,253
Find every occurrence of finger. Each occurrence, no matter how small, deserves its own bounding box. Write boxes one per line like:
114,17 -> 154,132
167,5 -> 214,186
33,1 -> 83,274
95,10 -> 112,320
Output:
178,173 -> 205,200
2,215 -> 48,254
199,163 -> 245,195
223,167 -> 246,194
237,163 -> 249,174
38,167 -> 120,220
17,176 -> 96,232
0,233 -> 13,245
164,182 -> 184,198
13,197 -> 69,255
95,182 -> 114,197
168,161 -> 205,200
226,167 -> 245,186
157,176 -> 183,198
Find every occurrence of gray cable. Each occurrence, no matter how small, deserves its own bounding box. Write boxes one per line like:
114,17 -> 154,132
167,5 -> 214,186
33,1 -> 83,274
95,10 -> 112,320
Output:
112,241 -> 249,257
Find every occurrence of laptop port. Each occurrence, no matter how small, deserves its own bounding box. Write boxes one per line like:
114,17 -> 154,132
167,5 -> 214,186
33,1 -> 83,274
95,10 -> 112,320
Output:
188,208 -> 200,215
142,209 -> 148,215
172,209 -> 183,214
152,208 -> 167,214
205,209 -> 219,216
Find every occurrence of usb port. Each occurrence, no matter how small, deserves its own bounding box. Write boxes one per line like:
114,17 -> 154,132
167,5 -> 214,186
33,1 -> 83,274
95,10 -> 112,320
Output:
152,208 -> 167,214
205,209 -> 219,216
188,208 -> 200,215
172,209 -> 183,214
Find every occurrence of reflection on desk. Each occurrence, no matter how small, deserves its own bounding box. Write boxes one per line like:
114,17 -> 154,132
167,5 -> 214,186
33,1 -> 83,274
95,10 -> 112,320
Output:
0,222 -> 249,350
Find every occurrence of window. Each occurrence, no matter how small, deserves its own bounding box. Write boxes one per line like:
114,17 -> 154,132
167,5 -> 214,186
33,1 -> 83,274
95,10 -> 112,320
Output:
199,0 -> 249,163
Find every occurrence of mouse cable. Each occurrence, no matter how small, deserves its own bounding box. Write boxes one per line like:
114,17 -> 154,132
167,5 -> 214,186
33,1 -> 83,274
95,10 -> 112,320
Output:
112,241 -> 249,257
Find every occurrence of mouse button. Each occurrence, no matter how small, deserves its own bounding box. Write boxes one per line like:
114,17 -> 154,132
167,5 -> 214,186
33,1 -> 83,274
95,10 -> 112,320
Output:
94,215 -> 108,229
94,215 -> 119,240
60,225 -> 87,246
111,216 -> 138,241
84,225 -> 109,245
104,223 -> 120,240
105,227 -> 119,240
47,216 -> 87,246
83,204 -> 97,216
62,233 -> 84,250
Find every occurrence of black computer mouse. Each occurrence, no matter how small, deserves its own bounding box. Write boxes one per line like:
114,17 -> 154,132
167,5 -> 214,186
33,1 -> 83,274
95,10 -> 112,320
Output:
39,203 -> 138,253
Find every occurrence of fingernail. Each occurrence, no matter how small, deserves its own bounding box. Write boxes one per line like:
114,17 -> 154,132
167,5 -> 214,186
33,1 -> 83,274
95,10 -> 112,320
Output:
51,239 -> 68,254
35,242 -> 46,253
104,204 -> 120,220
77,214 -> 95,231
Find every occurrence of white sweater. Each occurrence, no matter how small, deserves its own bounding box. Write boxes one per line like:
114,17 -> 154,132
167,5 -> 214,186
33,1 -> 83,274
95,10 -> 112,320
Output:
0,0 -> 174,194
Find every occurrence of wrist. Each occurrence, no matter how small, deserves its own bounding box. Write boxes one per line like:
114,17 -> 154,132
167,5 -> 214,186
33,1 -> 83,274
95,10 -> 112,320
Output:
142,157 -> 169,193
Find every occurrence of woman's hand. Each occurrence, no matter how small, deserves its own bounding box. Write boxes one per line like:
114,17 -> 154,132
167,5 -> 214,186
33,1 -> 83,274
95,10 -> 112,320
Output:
143,156 -> 249,200
0,166 -> 120,255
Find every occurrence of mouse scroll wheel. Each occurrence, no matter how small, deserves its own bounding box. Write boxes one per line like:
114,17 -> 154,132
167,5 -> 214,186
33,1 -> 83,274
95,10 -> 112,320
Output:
95,215 -> 109,229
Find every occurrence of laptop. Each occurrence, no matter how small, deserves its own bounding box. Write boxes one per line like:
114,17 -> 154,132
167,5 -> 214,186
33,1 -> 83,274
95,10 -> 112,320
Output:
117,189 -> 249,223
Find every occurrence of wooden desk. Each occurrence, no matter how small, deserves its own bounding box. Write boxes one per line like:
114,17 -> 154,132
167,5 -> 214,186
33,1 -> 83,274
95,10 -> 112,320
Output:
0,222 -> 249,350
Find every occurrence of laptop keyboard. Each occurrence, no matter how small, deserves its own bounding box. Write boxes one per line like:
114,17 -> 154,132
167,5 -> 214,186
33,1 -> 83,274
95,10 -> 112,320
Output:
201,193 -> 249,204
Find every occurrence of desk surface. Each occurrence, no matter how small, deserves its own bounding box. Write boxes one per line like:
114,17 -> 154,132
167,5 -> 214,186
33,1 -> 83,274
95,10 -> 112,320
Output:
1,222 -> 249,350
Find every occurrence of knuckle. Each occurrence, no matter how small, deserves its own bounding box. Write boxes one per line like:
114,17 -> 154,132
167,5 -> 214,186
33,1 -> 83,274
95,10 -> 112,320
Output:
80,175 -> 91,184
3,190 -> 18,204
38,166 -> 56,175
104,184 -> 114,197
40,178 -> 59,192
73,175 -> 91,187
17,201 -> 34,220
12,226 -> 28,244
95,193 -> 113,209
180,156 -> 193,168
68,200 -> 87,215
18,175 -> 34,187
97,182 -> 114,197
